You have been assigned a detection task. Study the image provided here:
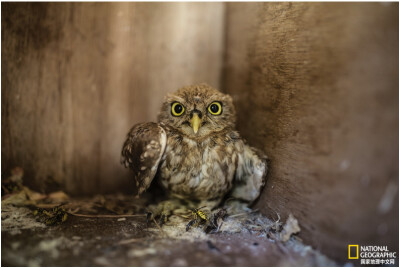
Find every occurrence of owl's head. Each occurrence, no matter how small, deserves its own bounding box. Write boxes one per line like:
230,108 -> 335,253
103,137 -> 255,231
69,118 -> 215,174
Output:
158,84 -> 236,139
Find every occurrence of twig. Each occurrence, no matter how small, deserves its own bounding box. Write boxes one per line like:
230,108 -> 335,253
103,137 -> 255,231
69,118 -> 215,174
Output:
69,212 -> 146,218
175,213 -> 191,219
34,203 -> 63,209
228,212 -> 248,218
152,218 -> 168,237
118,237 -> 146,245
271,210 -> 281,223
229,209 -> 259,218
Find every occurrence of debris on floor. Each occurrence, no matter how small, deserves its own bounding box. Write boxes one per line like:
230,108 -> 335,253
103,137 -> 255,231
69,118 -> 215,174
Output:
2,206 -> 46,235
280,213 -> 301,242
2,167 -> 337,266
33,207 -> 69,226
2,198 -> 337,266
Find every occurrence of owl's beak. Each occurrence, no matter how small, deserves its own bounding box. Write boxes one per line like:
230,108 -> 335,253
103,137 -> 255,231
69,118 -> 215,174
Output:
190,113 -> 201,134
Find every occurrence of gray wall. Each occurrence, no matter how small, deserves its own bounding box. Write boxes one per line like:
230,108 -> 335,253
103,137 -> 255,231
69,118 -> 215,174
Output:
224,2 -> 398,262
2,2 -> 225,194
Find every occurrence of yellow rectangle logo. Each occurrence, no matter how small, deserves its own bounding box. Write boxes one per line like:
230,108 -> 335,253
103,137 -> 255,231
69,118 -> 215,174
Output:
348,245 -> 359,259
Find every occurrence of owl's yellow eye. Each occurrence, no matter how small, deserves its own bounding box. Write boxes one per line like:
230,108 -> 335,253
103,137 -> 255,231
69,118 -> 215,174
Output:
171,102 -> 185,116
208,102 -> 222,115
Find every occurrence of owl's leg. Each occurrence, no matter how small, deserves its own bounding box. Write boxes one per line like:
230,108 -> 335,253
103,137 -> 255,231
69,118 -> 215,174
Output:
229,142 -> 268,205
197,198 -> 222,211
224,198 -> 253,215
147,198 -> 184,225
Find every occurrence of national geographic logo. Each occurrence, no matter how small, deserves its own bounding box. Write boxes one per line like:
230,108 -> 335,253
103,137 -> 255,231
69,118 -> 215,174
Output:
348,245 -> 359,259
348,244 -> 397,265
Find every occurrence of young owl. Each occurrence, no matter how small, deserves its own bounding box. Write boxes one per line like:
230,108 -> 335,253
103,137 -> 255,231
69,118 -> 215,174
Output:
121,84 -> 268,217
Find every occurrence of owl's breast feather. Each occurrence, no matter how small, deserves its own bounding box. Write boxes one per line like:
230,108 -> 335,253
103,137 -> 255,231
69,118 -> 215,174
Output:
158,135 -> 237,200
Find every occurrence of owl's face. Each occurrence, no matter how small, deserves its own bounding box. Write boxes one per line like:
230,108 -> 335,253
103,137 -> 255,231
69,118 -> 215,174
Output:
158,84 -> 236,139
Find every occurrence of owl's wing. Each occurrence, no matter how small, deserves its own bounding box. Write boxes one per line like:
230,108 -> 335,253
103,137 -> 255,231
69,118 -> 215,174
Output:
231,142 -> 268,204
121,122 -> 167,196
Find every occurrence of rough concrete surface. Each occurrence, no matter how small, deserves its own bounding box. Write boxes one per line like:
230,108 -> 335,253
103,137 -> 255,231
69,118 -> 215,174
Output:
2,201 -> 337,266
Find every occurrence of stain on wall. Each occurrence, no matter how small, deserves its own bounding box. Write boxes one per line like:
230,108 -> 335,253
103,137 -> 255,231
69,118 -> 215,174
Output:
223,2 -> 398,262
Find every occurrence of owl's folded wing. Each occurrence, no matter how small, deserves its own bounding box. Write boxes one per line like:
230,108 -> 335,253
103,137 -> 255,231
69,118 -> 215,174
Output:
121,122 -> 167,196
231,142 -> 268,204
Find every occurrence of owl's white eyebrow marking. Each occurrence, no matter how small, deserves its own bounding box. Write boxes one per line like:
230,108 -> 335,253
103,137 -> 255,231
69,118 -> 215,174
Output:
194,95 -> 201,102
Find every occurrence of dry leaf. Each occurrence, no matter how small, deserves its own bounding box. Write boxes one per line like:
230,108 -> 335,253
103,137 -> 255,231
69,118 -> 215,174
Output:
47,191 -> 69,202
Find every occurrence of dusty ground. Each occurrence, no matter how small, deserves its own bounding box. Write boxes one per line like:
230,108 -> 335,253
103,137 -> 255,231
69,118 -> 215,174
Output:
2,197 -> 337,267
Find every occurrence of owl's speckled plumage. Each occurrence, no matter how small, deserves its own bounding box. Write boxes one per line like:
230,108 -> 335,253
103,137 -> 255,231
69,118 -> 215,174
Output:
122,84 -> 267,208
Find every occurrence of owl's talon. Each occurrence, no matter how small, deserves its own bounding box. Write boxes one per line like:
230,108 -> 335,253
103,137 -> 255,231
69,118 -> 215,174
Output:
146,199 -> 182,226
146,212 -> 153,224
159,214 -> 167,226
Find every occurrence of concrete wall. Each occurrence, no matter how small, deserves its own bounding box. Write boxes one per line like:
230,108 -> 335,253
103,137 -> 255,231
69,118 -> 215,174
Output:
223,2 -> 398,262
2,2 -> 225,194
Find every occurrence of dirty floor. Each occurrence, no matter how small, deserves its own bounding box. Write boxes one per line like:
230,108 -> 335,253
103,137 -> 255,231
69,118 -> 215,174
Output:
2,197 -> 337,267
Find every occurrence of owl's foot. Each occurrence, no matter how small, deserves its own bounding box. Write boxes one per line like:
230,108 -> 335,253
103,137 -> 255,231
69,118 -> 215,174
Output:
146,199 -> 183,226
196,199 -> 222,211
223,198 -> 252,214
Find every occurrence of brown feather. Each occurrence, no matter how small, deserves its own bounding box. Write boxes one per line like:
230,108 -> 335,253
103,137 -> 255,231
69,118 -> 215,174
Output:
121,122 -> 166,195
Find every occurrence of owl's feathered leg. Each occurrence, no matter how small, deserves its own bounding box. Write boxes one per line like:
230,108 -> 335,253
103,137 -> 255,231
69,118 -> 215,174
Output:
229,142 -> 268,205
224,198 -> 253,215
146,198 -> 184,225
197,198 -> 222,211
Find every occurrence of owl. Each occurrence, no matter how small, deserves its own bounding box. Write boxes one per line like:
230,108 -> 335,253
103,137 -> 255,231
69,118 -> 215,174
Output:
121,84 -> 267,219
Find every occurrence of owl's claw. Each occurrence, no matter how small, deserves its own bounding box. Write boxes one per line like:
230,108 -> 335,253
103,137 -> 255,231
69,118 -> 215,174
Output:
146,212 -> 153,225
147,199 -> 181,226
159,214 -> 167,226
145,209 -> 168,226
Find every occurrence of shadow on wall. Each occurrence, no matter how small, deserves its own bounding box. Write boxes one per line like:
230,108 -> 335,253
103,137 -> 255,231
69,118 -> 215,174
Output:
2,2 -> 399,264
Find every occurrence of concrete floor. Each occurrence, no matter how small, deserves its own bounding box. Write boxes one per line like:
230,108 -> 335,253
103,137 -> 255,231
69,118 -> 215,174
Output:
2,203 -> 337,266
